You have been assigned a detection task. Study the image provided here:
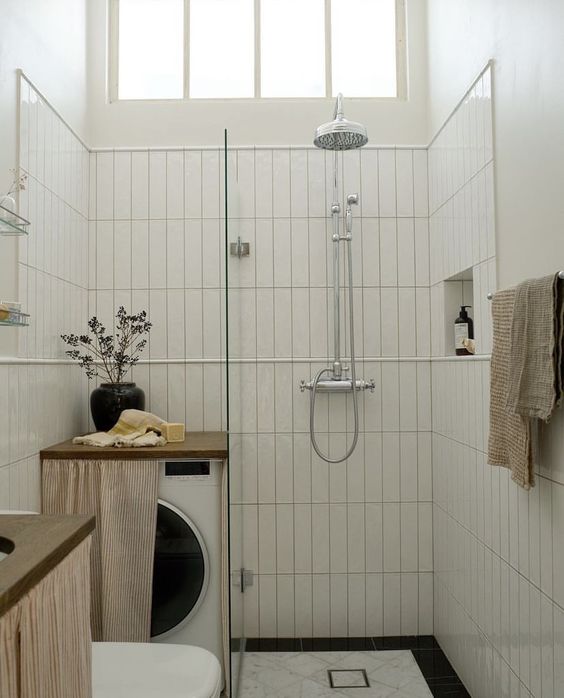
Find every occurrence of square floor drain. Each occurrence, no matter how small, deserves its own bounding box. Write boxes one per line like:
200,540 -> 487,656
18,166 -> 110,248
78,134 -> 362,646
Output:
328,669 -> 370,689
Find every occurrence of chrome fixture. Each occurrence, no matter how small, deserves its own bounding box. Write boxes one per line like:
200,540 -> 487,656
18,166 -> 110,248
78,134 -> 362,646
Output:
303,95 -> 372,464
230,236 -> 250,258
314,94 -> 368,151
487,270 -> 564,299
300,377 -> 376,393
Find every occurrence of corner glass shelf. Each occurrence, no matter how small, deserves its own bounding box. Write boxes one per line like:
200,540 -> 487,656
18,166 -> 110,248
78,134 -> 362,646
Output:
0,309 -> 30,327
0,204 -> 30,236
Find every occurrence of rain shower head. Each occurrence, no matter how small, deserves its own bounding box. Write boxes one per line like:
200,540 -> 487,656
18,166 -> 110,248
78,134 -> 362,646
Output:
314,93 -> 368,150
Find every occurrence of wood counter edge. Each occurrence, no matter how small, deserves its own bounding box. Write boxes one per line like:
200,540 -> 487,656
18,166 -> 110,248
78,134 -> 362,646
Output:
39,432 -> 228,461
0,514 -> 95,618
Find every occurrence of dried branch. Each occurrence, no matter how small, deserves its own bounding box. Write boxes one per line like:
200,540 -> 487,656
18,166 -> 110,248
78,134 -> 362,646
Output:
61,307 -> 152,383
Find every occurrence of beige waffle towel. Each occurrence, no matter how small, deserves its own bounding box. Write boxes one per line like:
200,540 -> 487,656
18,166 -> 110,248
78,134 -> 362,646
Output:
506,273 -> 564,420
487,288 -> 533,489
73,409 -> 167,448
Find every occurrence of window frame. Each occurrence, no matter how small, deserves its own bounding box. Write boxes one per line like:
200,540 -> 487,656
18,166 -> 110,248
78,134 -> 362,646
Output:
108,0 -> 407,102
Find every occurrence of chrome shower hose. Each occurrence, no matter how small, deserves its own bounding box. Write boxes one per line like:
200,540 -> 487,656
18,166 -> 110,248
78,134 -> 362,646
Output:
309,236 -> 359,464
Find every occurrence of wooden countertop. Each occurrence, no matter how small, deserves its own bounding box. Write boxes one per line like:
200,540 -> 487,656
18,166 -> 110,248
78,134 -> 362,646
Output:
0,514 -> 95,617
40,431 -> 228,461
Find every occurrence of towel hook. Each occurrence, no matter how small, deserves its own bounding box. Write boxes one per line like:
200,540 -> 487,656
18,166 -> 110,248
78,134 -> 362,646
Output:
487,270 -> 564,300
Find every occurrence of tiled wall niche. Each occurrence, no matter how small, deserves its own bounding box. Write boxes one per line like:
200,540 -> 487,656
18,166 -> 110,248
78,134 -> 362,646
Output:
428,64 -> 496,358
0,75 -> 90,511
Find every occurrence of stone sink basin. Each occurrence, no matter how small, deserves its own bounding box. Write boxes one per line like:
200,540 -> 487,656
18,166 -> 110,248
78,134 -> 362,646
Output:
0,535 -> 15,562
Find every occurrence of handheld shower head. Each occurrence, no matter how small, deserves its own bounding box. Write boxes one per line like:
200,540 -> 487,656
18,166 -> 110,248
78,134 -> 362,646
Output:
314,93 -> 368,151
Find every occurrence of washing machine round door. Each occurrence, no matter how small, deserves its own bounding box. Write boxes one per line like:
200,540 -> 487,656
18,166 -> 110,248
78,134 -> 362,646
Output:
151,499 -> 210,638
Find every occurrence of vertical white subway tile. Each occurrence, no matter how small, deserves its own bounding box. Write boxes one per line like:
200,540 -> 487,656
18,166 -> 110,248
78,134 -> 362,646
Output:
258,505 -> 276,574
312,504 -> 330,573
272,148 -> 291,218
383,573 -> 401,635
413,149 -> 429,218
378,149 -> 397,217
383,503 -> 401,572
277,575 -> 295,638
400,503 -> 418,572
255,219 -> 274,287
397,219 -> 416,287
255,149 -> 273,218
400,573 -> 419,634
380,288 -> 399,357
166,220 -> 185,288
290,149 -> 308,217
185,151 -> 202,218
380,219 -> 398,287
312,575 -> 330,637
308,149 -> 326,218
396,150 -> 414,217
273,219 -> 292,287
166,150 -> 184,219
201,219 -> 220,288
202,150 -> 220,218
114,151 -> 131,219
330,574 -> 348,637
236,149 -> 255,219
258,575 -> 277,637
113,220 -> 131,290
131,151 -> 149,219
381,362 -> 400,430
398,287 -> 416,356
185,219 -> 202,288
149,220 -> 167,288
96,221 -> 114,290
360,149 -> 379,217
148,151 -> 166,219
96,151 -> 114,220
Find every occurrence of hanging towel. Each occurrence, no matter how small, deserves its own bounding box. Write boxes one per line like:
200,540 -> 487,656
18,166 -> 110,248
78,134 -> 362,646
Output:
487,288 -> 533,489
506,273 -> 564,420
73,409 -> 167,448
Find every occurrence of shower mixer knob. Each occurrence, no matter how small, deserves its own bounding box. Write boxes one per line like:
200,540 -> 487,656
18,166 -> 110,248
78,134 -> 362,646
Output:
347,193 -> 359,206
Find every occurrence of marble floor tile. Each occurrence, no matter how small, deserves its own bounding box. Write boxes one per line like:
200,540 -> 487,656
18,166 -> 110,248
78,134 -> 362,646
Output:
239,651 -> 433,698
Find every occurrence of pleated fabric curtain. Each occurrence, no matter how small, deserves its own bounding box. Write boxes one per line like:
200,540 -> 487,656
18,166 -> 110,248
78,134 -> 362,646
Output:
0,538 -> 92,698
0,604 -> 21,698
42,459 -> 159,642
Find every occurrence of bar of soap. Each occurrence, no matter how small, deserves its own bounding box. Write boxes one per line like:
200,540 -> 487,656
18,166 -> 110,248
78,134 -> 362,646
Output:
162,423 -> 185,442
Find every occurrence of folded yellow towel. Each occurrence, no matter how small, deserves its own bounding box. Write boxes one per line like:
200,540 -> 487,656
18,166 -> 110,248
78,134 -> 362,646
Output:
73,409 -> 167,448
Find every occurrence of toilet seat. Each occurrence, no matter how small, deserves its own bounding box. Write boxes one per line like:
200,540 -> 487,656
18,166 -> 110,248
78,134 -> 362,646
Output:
92,643 -> 222,698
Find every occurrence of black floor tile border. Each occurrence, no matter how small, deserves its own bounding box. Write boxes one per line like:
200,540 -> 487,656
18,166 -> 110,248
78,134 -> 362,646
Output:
243,635 -> 471,697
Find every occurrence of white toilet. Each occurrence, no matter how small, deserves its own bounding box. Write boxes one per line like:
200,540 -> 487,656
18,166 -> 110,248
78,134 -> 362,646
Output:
92,643 -> 222,698
0,512 -> 222,697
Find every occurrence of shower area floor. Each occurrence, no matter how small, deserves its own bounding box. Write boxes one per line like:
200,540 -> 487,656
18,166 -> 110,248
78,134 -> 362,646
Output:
236,637 -> 470,697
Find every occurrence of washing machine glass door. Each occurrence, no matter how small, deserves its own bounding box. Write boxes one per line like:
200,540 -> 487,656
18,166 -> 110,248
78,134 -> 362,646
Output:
151,500 -> 210,638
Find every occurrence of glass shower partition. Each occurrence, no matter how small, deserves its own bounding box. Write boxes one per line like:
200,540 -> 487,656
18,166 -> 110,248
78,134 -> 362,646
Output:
224,131 -> 245,698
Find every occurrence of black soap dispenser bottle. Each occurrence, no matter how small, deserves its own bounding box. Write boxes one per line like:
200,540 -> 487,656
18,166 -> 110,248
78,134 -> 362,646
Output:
454,305 -> 474,356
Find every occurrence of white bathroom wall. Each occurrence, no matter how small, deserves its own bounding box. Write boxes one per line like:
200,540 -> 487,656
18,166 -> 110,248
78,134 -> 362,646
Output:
0,76 -> 90,512
427,2 -> 564,693
429,64 -> 564,698
87,148 -> 227,432
428,66 -> 496,357
86,0 -> 429,148
0,0 -> 88,357
227,146 -> 434,639
426,0 -> 564,292
89,144 -> 435,638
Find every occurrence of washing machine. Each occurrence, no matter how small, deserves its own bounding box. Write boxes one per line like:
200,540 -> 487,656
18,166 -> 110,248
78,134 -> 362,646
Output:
151,459 -> 223,667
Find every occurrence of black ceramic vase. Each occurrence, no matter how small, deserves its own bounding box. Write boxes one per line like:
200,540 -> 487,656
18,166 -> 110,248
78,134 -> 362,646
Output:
90,382 -> 145,432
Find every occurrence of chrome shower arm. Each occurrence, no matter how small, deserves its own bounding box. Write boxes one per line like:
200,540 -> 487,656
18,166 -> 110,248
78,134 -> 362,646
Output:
334,93 -> 344,121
